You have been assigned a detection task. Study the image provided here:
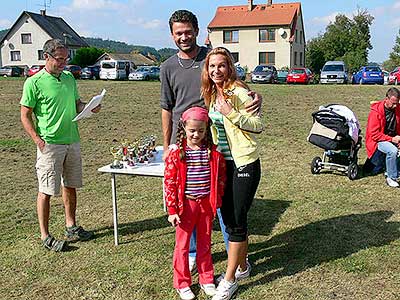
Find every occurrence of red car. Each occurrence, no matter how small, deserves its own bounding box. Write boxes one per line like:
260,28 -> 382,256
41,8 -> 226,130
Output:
27,65 -> 44,77
64,65 -> 81,79
388,67 -> 400,85
286,67 -> 315,84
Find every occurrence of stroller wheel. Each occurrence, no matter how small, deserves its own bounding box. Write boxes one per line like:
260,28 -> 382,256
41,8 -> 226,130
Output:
311,157 -> 322,174
348,163 -> 358,180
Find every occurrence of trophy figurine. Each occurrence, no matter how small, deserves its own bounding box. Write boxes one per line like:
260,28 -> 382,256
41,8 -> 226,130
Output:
110,146 -> 123,169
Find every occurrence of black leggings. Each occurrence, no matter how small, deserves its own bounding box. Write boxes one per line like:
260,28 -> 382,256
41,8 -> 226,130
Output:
221,159 -> 261,242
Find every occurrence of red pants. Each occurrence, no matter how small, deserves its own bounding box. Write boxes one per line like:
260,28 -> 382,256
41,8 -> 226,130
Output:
173,197 -> 214,289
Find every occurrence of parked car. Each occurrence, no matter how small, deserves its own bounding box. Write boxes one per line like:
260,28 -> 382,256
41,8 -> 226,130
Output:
389,67 -> 400,85
251,65 -> 277,83
128,66 -> 160,81
64,65 -> 81,79
81,65 -> 100,80
320,61 -> 348,84
286,67 -> 314,84
235,66 -> 246,80
383,70 -> 390,85
27,65 -> 45,77
0,66 -> 23,77
351,66 -> 384,85
276,70 -> 288,83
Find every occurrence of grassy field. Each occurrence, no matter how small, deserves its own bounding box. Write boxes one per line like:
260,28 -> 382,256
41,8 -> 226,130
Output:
0,78 -> 399,300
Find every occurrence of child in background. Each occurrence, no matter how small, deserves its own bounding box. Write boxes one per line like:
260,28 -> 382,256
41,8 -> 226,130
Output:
164,106 -> 226,300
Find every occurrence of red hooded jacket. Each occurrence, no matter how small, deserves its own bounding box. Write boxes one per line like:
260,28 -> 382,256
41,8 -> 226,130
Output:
365,99 -> 400,158
164,141 -> 226,217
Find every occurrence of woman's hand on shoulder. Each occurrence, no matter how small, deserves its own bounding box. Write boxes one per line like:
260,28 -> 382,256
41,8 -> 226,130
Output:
245,91 -> 262,115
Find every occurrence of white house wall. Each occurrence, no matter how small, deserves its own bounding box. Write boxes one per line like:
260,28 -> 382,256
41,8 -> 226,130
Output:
209,26 -> 292,71
291,11 -> 305,68
0,14 -> 51,67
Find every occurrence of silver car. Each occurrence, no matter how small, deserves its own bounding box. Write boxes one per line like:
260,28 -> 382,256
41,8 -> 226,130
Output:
251,65 -> 277,83
0,66 -> 22,77
128,66 -> 160,81
320,61 -> 348,84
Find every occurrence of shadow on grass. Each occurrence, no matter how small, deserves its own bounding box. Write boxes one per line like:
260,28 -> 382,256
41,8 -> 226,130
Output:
212,198 -> 291,263
93,215 -> 169,243
241,210 -> 399,291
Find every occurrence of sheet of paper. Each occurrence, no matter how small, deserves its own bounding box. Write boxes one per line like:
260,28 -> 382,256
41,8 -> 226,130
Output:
73,89 -> 106,122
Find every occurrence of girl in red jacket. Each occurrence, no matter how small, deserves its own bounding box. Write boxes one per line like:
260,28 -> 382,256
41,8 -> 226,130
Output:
164,106 -> 226,300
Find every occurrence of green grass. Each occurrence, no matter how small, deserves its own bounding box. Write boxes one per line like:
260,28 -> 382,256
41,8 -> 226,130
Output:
1,79 -> 399,299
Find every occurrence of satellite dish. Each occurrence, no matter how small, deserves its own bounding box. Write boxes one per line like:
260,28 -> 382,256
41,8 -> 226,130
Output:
278,28 -> 285,37
8,43 -> 14,50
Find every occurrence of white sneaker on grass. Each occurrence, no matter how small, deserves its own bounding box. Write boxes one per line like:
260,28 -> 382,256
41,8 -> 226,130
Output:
200,283 -> 217,296
235,259 -> 251,280
176,287 -> 195,300
212,279 -> 238,300
386,177 -> 399,188
216,259 -> 251,284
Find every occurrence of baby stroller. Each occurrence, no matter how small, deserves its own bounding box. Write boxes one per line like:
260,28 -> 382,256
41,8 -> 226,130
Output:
308,104 -> 362,180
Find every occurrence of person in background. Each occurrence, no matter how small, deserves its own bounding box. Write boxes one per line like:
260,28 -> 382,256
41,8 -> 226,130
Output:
20,38 -> 101,252
161,9 -> 262,274
164,106 -> 226,300
365,87 -> 400,187
201,47 -> 264,300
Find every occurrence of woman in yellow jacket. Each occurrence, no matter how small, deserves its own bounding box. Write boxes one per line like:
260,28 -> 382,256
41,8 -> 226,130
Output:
201,47 -> 264,300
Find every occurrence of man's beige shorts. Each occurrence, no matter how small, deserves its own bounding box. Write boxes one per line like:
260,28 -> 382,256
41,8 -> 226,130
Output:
35,143 -> 83,196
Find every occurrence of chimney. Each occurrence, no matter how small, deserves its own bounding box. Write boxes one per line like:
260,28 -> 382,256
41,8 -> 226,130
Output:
267,0 -> 272,6
248,0 -> 253,11
40,9 -> 46,16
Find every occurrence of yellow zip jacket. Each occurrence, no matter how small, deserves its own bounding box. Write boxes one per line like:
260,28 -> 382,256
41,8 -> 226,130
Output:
209,85 -> 264,167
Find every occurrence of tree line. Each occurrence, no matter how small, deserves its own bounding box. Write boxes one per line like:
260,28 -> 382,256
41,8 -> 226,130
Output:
306,9 -> 400,74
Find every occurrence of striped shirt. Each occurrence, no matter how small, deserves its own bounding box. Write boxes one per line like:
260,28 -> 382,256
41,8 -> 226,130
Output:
209,106 -> 233,160
185,146 -> 211,199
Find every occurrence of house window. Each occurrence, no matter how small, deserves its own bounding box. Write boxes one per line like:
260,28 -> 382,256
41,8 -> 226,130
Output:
294,51 -> 298,65
223,30 -> 239,43
21,33 -> 32,44
259,52 -> 275,64
299,31 -> 303,44
231,52 -> 239,63
299,52 -> 303,66
259,29 -> 275,42
11,51 -> 21,61
38,50 -> 45,60
295,30 -> 298,43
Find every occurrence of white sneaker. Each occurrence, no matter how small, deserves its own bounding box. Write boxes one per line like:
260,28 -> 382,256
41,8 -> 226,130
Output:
235,259 -> 251,280
386,177 -> 399,188
212,279 -> 238,300
176,287 -> 195,300
200,283 -> 217,296
189,256 -> 197,275
216,260 -> 251,284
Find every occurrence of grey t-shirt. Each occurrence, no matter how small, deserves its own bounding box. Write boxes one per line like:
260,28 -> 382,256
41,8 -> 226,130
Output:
160,46 -> 208,143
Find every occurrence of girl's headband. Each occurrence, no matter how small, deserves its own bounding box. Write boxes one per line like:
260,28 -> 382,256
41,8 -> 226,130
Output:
181,106 -> 209,122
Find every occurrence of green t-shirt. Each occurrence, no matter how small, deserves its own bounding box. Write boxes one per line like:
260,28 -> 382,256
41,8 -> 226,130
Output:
20,69 -> 80,144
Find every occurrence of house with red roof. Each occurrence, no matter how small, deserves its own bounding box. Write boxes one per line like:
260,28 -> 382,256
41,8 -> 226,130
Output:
207,0 -> 305,71
0,10 -> 88,68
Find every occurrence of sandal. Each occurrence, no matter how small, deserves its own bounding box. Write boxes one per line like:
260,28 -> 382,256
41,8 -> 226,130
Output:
42,235 -> 67,252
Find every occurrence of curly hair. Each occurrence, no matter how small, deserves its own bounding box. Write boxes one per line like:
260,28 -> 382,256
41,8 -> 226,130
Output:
169,10 -> 199,33
200,47 -> 249,108
175,112 -> 214,161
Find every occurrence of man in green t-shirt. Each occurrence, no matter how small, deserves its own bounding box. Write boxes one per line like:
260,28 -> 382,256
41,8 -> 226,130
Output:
20,39 -> 101,252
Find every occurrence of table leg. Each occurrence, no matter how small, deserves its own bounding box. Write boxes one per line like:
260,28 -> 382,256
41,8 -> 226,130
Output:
111,173 -> 119,245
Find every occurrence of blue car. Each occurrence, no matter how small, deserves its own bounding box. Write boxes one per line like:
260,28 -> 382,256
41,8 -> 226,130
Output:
352,66 -> 384,85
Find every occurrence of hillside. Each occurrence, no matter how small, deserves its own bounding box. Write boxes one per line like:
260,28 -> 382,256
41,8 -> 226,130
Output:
0,29 -> 8,41
0,31 -> 176,62
83,37 -> 176,62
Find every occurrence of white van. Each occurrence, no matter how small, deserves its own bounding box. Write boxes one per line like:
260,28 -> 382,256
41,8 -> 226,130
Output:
320,61 -> 348,84
99,59 -> 133,80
